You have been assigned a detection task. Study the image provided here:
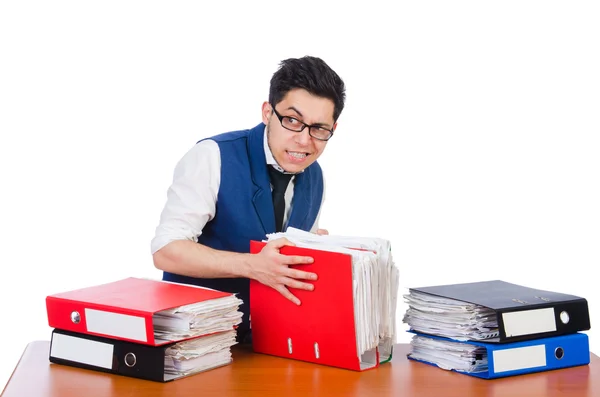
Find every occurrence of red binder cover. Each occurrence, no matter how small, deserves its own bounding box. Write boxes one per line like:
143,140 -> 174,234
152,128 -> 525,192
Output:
249,241 -> 380,371
46,277 -> 233,346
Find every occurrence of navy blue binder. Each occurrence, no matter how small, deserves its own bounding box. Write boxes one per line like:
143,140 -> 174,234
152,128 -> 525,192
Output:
409,280 -> 590,343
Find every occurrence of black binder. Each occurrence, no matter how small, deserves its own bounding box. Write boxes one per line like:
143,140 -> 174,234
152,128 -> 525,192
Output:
48,329 -> 232,382
409,280 -> 590,343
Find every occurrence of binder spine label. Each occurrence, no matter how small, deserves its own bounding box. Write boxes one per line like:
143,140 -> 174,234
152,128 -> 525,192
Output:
85,308 -> 147,342
502,308 -> 556,337
492,344 -> 546,373
51,333 -> 114,369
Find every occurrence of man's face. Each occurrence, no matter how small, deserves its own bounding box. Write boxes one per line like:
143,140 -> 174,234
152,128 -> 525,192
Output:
262,88 -> 336,174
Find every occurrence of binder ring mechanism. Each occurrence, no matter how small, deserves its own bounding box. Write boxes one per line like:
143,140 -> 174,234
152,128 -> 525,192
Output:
286,338 -> 320,359
124,352 -> 137,367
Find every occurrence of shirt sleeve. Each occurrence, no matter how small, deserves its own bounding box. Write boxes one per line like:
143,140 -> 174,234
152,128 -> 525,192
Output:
150,140 -> 220,254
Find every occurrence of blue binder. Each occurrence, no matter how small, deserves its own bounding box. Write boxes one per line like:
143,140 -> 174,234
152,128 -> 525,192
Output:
408,280 -> 590,343
407,332 -> 590,379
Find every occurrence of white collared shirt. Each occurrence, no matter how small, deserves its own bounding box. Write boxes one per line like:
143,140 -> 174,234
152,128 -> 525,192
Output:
151,127 -> 324,255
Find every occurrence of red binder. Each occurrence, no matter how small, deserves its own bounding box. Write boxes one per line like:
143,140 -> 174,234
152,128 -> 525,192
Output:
46,277 -> 234,346
249,241 -> 383,371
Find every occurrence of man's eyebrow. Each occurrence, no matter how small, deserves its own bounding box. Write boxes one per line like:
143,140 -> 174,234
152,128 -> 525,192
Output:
285,106 -> 304,118
284,106 -> 332,128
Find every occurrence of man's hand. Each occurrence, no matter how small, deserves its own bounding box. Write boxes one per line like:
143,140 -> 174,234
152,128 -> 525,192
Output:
315,229 -> 329,235
246,237 -> 317,305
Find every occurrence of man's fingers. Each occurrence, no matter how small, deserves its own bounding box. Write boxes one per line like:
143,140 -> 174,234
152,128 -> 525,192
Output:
268,237 -> 296,250
286,268 -> 318,281
275,285 -> 301,305
282,277 -> 315,291
316,228 -> 329,235
284,255 -> 314,265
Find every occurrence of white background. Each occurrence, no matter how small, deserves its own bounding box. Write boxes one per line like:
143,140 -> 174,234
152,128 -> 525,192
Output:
1,1 -> 599,392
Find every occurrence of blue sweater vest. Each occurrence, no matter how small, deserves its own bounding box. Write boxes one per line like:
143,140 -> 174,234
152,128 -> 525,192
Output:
162,123 -> 324,338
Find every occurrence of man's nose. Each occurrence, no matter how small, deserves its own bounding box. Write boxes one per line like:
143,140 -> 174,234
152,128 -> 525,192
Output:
295,128 -> 312,146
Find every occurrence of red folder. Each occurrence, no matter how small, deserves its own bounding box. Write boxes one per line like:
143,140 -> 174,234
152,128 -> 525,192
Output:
46,277 -> 233,346
249,241 -> 382,371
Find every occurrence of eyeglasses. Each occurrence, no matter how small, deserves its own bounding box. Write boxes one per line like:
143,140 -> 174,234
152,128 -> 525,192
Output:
271,105 -> 334,141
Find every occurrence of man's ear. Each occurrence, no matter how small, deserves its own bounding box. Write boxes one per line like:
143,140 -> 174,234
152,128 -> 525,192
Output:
261,101 -> 272,124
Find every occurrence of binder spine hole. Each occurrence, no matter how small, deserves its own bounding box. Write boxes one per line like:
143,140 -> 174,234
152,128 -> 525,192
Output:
287,338 -> 293,354
555,347 -> 564,360
124,352 -> 137,367
70,311 -> 80,324
314,343 -> 320,359
560,311 -> 570,324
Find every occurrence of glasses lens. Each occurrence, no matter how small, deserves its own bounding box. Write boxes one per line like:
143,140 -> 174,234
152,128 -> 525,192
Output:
281,116 -> 305,132
310,127 -> 332,140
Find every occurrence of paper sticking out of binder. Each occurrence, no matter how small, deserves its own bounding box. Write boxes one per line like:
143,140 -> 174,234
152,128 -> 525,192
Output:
249,227 -> 400,371
46,277 -> 244,346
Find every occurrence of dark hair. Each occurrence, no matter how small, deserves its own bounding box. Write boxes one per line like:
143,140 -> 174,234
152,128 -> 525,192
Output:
269,56 -> 346,122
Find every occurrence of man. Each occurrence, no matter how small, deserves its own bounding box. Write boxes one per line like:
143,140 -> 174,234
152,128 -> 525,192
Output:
151,56 -> 346,342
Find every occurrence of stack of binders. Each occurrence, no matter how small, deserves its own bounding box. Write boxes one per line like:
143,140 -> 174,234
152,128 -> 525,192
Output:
249,227 -> 400,371
402,280 -> 592,379
45,277 -> 244,382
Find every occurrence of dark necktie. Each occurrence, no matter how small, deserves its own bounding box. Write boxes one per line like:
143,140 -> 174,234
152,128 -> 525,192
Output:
267,165 -> 293,232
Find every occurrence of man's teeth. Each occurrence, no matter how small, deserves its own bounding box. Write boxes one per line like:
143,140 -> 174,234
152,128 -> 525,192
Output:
288,151 -> 307,159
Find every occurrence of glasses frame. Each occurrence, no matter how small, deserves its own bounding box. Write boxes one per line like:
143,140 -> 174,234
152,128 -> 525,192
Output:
270,104 -> 335,141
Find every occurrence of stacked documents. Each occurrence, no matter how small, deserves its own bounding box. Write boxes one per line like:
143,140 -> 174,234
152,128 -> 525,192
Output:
164,329 -> 237,378
265,227 -> 400,364
154,294 -> 243,343
402,280 -> 592,379
46,277 -> 244,382
403,290 -> 499,341
408,334 -> 488,373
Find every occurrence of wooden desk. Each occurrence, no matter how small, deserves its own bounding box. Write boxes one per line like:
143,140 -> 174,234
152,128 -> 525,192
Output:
2,341 -> 599,397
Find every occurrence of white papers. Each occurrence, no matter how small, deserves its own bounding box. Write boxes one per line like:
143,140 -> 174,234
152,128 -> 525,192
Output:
403,290 -> 499,341
266,227 -> 400,363
153,295 -> 244,343
408,334 -> 488,373
164,329 -> 237,379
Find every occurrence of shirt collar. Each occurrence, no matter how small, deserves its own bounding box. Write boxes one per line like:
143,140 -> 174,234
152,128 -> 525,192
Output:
263,125 -> 303,175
